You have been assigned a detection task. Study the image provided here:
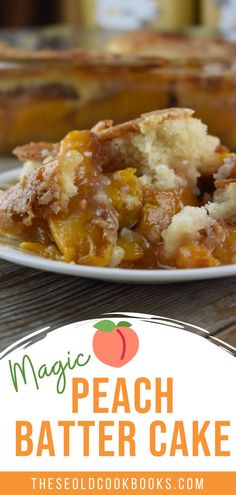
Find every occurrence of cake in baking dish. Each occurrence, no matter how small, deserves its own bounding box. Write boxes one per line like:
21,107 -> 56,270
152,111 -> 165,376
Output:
0,32 -> 236,152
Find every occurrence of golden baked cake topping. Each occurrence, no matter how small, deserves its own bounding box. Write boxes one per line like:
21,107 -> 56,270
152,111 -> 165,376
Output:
0,108 -> 235,269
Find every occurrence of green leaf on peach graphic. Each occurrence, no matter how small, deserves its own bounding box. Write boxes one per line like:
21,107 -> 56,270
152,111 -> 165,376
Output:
93,320 -> 116,332
117,321 -> 132,327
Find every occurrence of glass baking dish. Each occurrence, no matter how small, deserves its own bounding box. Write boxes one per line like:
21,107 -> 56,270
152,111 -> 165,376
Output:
0,26 -> 235,153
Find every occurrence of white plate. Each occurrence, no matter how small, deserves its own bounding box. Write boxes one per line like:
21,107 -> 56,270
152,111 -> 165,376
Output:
0,168 -> 236,284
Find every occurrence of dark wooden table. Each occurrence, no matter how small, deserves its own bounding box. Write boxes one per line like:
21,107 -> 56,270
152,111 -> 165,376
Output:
0,160 -> 236,353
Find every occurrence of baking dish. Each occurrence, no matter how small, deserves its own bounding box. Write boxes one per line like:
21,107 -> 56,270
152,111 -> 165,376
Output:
0,29 -> 235,152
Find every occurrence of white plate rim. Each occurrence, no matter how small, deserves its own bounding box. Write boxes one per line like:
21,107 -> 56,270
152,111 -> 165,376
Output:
0,168 -> 236,284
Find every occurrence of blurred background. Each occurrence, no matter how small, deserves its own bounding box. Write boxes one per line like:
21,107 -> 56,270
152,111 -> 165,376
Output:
0,0 -> 235,154
0,0 -> 235,40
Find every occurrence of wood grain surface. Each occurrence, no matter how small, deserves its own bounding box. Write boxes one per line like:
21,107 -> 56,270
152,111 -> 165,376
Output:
0,159 -> 235,353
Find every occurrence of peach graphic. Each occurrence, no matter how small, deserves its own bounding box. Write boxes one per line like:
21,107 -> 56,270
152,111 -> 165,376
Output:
93,320 -> 139,368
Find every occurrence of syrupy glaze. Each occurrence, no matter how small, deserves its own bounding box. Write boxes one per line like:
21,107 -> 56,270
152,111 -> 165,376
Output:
2,132 -> 235,270
30,130 -> 118,266
119,226 -> 236,270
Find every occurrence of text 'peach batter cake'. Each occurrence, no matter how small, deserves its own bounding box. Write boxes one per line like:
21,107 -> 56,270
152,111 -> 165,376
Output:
0,108 -> 236,270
